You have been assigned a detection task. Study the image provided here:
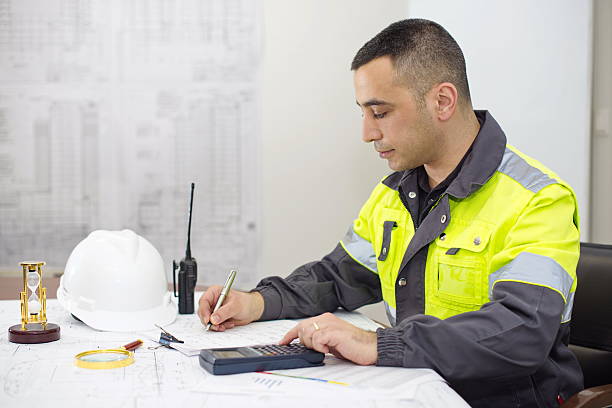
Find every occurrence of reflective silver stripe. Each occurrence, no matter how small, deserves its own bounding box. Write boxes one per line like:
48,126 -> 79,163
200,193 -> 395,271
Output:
384,301 -> 397,327
340,226 -> 378,274
561,291 -> 575,323
498,148 -> 557,193
489,252 -> 574,303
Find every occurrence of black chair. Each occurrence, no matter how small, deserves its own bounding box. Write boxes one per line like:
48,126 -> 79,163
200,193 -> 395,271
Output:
564,242 -> 612,408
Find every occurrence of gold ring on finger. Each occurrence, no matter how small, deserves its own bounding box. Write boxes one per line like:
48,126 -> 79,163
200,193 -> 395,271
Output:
312,322 -> 320,331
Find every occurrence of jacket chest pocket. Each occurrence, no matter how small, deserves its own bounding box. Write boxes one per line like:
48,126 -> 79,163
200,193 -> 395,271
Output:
430,223 -> 492,309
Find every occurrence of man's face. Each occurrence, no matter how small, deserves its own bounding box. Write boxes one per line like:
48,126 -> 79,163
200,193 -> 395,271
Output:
353,56 -> 441,171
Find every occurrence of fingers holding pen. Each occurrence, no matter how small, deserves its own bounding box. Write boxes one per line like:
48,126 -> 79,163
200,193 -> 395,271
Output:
208,319 -> 236,332
201,269 -> 240,330
208,297 -> 240,327
197,285 -> 222,325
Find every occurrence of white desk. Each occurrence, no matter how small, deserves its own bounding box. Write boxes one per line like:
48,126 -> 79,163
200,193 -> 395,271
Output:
0,298 -> 470,408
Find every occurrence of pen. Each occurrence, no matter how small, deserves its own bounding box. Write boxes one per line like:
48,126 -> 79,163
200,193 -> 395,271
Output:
206,269 -> 237,331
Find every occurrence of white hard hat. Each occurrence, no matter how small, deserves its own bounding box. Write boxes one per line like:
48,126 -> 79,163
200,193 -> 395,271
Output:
57,229 -> 176,332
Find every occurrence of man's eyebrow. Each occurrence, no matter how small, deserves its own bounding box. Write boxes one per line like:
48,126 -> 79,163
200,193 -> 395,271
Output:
356,99 -> 392,108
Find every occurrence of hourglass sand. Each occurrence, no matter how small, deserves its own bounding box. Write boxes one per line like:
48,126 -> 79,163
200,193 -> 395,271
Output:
8,262 -> 60,343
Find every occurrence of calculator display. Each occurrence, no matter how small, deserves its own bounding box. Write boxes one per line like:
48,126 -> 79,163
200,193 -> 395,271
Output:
212,350 -> 245,358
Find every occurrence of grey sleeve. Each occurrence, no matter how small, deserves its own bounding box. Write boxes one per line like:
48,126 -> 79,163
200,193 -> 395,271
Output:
376,281 -> 565,381
252,243 -> 382,321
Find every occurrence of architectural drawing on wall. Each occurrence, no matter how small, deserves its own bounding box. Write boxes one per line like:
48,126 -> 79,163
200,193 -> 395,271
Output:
0,0 -> 261,288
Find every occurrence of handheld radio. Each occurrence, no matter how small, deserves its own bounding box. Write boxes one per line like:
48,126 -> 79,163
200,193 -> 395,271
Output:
173,182 -> 198,314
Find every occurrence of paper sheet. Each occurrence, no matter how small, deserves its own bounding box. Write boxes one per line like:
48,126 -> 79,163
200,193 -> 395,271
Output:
196,356 -> 444,400
0,299 -> 469,408
163,308 -> 383,354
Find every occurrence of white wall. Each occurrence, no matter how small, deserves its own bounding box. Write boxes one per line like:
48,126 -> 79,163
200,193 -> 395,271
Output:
259,0 -> 407,284
259,1 -> 594,287
258,1 -> 593,322
260,0 -> 409,322
590,0 -> 612,244
408,0 -> 593,238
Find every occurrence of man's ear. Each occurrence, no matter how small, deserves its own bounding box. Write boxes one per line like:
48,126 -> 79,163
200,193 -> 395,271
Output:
433,82 -> 458,121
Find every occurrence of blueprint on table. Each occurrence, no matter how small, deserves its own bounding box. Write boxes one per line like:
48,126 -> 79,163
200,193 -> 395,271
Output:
0,298 -> 470,408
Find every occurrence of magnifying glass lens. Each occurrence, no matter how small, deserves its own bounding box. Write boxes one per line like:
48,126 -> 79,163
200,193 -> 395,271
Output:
74,349 -> 134,369
78,352 -> 130,363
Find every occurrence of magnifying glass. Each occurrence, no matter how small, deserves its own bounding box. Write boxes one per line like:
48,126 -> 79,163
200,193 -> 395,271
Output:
74,339 -> 143,369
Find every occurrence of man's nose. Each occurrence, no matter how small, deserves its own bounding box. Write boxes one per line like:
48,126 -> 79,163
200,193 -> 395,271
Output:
362,118 -> 382,143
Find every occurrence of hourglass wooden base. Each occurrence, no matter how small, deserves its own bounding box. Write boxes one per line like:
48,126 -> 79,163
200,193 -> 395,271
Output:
8,323 -> 60,344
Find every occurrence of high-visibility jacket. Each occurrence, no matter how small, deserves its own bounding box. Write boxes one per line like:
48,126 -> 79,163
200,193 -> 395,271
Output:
255,111 -> 583,407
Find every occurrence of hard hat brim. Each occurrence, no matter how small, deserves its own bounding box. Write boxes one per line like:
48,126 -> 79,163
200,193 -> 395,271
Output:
57,278 -> 178,332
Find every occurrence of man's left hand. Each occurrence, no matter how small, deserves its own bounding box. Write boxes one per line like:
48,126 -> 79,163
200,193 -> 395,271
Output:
279,312 -> 377,365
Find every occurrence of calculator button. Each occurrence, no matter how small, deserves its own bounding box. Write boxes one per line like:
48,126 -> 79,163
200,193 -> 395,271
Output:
252,343 -> 309,356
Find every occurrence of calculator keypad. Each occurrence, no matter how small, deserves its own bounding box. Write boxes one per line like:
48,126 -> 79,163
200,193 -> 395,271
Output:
252,343 -> 308,356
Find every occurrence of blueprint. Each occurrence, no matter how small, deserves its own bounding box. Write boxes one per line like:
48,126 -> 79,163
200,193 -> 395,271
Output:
0,298 -> 470,408
0,0 -> 261,288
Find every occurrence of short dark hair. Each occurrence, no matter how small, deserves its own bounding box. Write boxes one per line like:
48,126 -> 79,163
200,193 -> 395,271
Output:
351,19 -> 471,106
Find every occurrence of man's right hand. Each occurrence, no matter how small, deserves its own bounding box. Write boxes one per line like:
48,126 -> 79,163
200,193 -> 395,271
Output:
197,287 -> 264,331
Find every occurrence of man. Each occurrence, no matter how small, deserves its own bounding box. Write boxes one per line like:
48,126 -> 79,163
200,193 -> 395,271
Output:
198,19 -> 582,407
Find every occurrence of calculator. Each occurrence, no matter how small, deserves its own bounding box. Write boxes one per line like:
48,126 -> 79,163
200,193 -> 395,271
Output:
199,343 -> 325,375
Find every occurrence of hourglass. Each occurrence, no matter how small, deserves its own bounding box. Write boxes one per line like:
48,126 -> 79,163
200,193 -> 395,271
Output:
8,261 -> 60,343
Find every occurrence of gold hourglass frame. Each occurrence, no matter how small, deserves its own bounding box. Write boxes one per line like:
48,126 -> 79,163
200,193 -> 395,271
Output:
8,261 -> 60,344
20,261 -> 48,328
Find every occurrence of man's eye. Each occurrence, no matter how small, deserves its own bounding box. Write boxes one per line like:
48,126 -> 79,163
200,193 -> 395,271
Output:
373,112 -> 387,119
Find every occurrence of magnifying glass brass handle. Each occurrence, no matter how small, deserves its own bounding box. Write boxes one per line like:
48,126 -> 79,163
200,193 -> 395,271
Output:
122,339 -> 143,352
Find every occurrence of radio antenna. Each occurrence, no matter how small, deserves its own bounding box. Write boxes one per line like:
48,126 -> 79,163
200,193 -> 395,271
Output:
186,182 -> 195,259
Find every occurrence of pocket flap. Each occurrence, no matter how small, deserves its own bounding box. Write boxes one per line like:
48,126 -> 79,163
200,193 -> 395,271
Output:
436,222 -> 492,253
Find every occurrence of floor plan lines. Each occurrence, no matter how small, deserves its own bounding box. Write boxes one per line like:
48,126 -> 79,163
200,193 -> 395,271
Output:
0,0 -> 261,288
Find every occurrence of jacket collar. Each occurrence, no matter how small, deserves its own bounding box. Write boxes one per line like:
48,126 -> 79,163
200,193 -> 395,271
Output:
399,110 -> 507,199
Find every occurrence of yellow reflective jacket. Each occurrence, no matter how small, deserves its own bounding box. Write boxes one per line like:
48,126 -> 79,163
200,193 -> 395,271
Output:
255,111 -> 583,406
346,143 -> 579,324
